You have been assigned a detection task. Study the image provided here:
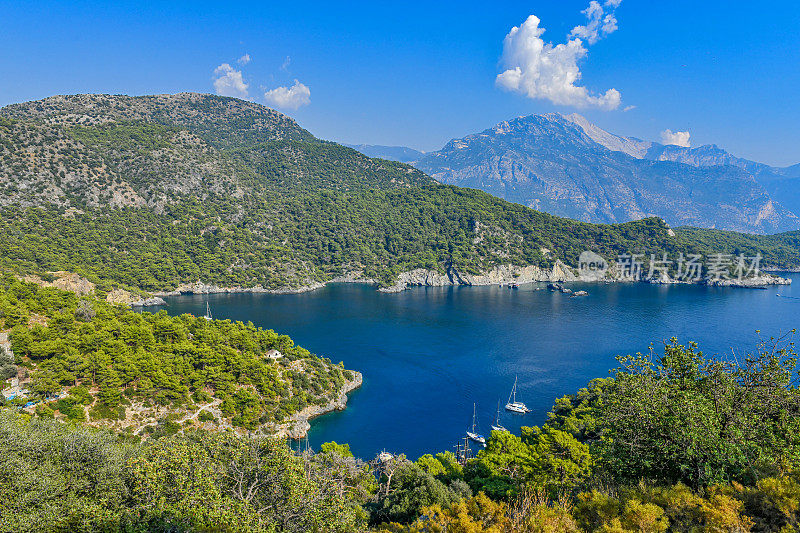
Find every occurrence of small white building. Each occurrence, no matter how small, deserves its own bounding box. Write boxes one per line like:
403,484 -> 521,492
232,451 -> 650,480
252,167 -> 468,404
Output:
266,349 -> 283,360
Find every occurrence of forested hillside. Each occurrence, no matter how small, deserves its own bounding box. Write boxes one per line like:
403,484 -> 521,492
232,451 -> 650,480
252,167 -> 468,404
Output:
673,226 -> 800,271
2,93 -> 799,294
0,276 -> 355,436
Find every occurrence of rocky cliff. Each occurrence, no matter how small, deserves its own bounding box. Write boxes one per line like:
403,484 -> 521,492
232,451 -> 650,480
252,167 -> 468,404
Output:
415,114 -> 800,234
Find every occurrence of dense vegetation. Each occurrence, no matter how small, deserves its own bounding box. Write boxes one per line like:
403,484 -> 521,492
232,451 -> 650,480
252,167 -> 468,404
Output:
0,276 -> 353,434
2,93 -> 798,295
0,193 -> 690,292
0,418 -> 373,532
4,336 -> 800,531
674,226 -> 800,271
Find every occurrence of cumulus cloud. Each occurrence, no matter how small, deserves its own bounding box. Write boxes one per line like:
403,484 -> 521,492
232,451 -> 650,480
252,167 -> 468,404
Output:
660,129 -> 691,147
238,53 -> 251,65
264,80 -> 311,110
496,0 -> 623,110
569,1 -> 619,45
212,63 -> 249,98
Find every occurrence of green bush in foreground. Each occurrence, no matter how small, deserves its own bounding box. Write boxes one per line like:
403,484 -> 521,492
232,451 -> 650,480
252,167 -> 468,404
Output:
0,414 -> 374,532
4,335 -> 800,531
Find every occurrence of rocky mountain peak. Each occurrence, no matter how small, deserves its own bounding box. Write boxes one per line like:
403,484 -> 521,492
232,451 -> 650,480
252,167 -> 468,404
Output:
414,114 -> 800,234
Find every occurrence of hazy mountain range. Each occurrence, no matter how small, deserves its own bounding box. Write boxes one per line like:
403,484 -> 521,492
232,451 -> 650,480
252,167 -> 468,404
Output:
344,144 -> 425,163
358,114 -> 800,234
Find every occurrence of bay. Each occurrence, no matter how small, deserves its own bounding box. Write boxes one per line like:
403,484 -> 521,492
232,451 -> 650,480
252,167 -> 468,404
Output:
159,273 -> 800,460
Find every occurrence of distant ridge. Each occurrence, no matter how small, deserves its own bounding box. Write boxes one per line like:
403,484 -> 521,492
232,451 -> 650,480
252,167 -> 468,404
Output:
415,113 -> 800,234
345,143 -> 425,163
564,114 -> 800,218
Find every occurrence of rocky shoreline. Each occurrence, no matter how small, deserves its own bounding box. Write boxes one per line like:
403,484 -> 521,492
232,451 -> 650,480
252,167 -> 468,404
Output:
148,272 -> 376,303
22,263 -> 794,306
275,371 -> 363,439
377,262 -> 577,292
143,263 -> 791,302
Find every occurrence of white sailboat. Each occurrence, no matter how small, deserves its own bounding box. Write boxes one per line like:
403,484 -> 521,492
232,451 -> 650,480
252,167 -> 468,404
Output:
491,400 -> 508,432
466,403 -> 486,445
203,301 -> 213,321
505,376 -> 530,413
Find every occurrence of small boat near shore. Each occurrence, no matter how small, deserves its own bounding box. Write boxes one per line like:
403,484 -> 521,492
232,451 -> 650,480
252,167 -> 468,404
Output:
466,403 -> 486,445
491,400 -> 508,432
505,376 -> 531,413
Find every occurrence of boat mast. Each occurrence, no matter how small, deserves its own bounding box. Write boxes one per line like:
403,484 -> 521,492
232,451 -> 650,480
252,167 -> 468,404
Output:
508,376 -> 517,405
472,403 -> 477,433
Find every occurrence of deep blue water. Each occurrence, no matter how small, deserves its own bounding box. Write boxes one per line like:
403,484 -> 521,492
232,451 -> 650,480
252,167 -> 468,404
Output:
159,273 -> 800,460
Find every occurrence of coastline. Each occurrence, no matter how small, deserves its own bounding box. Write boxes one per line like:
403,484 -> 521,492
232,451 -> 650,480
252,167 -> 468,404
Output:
72,371 -> 364,440
149,272 -> 377,301
143,263 -> 792,304
275,371 -> 363,439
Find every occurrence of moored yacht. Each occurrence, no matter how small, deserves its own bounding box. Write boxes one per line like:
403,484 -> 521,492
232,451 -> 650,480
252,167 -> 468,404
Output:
505,376 -> 530,413
466,403 -> 486,445
491,400 -> 508,432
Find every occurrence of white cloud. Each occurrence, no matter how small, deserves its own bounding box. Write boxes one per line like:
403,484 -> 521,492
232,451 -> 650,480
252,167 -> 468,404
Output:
212,63 -> 249,99
281,56 -> 291,72
264,80 -> 311,110
238,53 -> 251,65
496,1 -> 623,110
569,1 -> 619,45
660,129 -> 691,147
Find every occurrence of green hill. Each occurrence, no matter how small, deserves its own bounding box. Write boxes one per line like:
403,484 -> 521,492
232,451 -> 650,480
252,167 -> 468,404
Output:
673,226 -> 800,271
1,93 -> 798,294
0,276 -> 356,436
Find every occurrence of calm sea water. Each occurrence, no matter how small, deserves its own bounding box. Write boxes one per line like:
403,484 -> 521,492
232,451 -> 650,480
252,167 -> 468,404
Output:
159,273 -> 800,460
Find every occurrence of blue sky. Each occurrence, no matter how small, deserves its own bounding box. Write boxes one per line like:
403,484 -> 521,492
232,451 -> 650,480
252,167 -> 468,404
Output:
1,1 -> 798,165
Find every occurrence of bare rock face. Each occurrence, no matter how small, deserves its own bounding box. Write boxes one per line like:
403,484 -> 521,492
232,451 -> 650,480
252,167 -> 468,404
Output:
132,297 -> 168,306
165,280 -> 326,296
106,288 -> 137,305
51,272 -> 96,295
379,262 -> 578,292
23,272 -> 95,296
105,288 -> 166,307
415,113 -> 800,234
